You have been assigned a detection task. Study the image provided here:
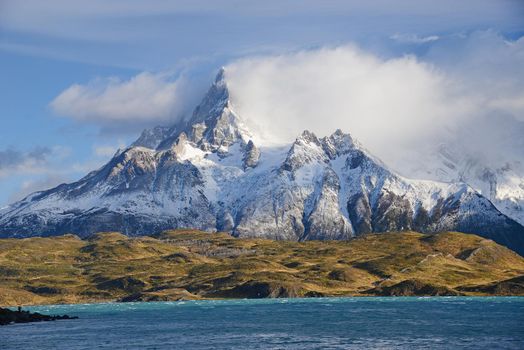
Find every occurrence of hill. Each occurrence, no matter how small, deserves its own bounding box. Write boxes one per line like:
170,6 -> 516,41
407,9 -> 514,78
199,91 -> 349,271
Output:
1,230 -> 524,306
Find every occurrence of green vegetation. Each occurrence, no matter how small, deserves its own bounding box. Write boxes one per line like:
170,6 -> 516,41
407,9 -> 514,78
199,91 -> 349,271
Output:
1,230 -> 524,306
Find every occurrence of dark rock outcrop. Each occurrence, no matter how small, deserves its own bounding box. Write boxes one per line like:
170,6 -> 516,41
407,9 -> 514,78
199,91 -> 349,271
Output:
0,307 -> 78,326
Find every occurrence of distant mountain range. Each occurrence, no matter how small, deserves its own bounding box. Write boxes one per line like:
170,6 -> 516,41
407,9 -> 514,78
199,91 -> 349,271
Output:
1,69 -> 523,255
404,140 -> 524,227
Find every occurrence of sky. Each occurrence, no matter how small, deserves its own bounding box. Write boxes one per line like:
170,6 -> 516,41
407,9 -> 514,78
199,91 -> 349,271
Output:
0,0 -> 523,206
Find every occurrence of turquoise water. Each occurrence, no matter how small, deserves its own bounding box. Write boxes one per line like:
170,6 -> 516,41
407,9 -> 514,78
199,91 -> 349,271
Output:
2,297 -> 524,349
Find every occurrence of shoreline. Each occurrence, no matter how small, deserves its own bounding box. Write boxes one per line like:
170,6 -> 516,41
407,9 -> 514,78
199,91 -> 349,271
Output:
4,294 -> 524,309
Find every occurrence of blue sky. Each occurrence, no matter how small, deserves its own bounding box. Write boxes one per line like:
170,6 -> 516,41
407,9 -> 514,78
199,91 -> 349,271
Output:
0,0 -> 523,206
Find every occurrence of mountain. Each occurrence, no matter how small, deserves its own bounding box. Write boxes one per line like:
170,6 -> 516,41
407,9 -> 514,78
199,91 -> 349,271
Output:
404,141 -> 524,226
1,69 -> 524,255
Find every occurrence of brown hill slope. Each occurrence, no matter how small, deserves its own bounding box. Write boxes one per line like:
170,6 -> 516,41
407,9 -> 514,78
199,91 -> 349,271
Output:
1,230 -> 523,306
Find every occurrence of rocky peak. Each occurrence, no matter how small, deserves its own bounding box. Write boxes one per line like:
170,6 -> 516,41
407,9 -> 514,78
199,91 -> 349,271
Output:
296,130 -> 321,145
132,126 -> 170,149
190,67 -> 230,125
171,132 -> 189,156
322,129 -> 355,159
282,129 -> 362,172
106,147 -> 156,177
184,69 -> 253,152
281,130 -> 328,172
145,68 -> 253,154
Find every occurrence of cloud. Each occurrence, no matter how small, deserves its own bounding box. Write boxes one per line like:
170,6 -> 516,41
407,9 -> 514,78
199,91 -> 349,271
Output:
46,30 -> 523,174
2,1 -> 522,39
0,146 -> 53,177
1,0 -> 523,69
0,145 -> 75,205
7,174 -> 69,203
0,145 -> 74,178
93,140 -> 127,157
390,33 -> 439,44
224,32 -> 524,173
225,45 -> 472,150
50,72 -> 201,133
0,142 -> 125,205
425,30 -> 524,120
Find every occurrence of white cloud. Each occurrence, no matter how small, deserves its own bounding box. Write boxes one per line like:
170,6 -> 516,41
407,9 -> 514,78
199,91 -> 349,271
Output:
93,140 -> 127,157
425,30 -> 524,121
0,146 -> 75,204
50,72 -> 189,128
1,0 -> 523,70
2,0 -> 521,40
44,31 -> 524,176
7,175 -> 69,203
0,146 -> 71,178
41,31 -> 524,183
390,33 -> 440,44
225,45 -> 474,151
489,95 -> 524,117
224,33 -> 524,172
1,142 -> 127,205
94,146 -> 119,158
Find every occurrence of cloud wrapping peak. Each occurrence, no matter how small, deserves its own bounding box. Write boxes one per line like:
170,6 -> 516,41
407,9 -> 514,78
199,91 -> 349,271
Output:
47,31 -> 524,176
223,36 -> 523,172
225,45 -> 472,151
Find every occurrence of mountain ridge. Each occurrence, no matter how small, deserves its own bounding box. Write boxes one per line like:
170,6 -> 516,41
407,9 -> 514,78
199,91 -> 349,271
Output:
1,69 -> 523,255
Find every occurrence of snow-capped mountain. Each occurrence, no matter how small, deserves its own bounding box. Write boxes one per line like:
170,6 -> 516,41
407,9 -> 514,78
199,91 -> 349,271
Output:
405,142 -> 524,226
1,69 -> 523,255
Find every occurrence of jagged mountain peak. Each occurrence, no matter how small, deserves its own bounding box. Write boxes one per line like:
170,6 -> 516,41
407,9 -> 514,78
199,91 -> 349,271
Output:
292,129 -> 354,154
213,66 -> 227,85
189,67 -> 231,125
285,128 -> 386,174
134,68 -> 253,155
296,129 -> 320,143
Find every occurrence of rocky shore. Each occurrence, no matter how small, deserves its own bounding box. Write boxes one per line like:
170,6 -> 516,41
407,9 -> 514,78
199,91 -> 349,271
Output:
0,307 -> 77,326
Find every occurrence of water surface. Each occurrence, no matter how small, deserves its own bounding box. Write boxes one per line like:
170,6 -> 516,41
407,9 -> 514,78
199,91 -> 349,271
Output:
2,297 -> 524,349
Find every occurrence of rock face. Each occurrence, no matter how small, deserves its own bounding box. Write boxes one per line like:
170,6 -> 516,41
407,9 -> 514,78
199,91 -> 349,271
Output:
242,140 -> 260,169
1,69 -> 524,255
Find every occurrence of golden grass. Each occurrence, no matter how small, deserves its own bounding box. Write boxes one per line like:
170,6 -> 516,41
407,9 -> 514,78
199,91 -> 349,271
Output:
1,230 -> 523,306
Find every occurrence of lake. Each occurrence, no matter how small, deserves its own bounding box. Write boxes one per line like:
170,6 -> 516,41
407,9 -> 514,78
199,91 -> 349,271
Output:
2,297 -> 524,349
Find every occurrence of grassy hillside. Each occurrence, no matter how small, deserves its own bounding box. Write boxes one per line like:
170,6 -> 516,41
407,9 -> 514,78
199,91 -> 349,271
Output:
1,230 -> 524,306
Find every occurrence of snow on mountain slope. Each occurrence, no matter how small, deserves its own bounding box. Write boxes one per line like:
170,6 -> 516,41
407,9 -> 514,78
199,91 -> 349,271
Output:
1,69 -> 523,255
403,142 -> 524,226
